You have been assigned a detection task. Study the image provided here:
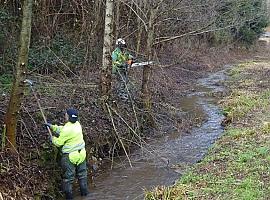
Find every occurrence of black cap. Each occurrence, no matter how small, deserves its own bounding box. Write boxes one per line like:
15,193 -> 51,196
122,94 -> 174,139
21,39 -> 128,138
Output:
66,108 -> 78,123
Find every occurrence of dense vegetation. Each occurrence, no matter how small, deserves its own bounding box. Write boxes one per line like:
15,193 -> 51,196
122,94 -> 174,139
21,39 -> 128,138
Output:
0,0 -> 267,80
0,0 -> 268,199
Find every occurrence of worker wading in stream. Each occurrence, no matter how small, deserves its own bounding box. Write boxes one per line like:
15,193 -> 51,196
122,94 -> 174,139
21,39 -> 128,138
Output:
112,38 -> 134,101
45,109 -> 88,200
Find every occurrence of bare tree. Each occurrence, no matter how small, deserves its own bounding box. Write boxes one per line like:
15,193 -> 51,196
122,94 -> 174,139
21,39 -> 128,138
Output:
265,0 -> 270,19
141,8 -> 155,114
100,0 -> 114,99
4,0 -> 33,150
122,0 -> 267,116
115,0 -> 121,39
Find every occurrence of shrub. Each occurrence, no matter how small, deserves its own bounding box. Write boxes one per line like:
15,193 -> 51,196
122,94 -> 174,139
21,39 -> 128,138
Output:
213,0 -> 268,45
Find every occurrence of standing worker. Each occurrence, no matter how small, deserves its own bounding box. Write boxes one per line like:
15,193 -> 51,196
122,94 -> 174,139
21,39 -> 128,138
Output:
112,38 -> 133,100
45,109 -> 88,200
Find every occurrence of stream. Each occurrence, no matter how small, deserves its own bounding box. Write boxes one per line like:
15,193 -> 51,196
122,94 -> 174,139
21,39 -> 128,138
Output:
78,67 -> 229,200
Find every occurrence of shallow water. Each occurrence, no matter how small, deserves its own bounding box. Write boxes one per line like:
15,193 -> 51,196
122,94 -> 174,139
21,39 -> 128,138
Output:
77,67 -> 228,200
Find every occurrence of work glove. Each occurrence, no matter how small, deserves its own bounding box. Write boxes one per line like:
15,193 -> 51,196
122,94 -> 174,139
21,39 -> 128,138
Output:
44,123 -> 52,129
43,123 -> 53,143
48,135 -> 52,143
127,59 -> 133,66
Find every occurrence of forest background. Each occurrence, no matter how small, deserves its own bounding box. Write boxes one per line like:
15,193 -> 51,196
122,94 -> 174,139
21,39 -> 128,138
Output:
0,0 -> 268,199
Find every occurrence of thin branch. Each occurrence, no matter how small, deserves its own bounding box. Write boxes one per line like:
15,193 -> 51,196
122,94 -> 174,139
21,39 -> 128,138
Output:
154,25 -> 234,45
108,105 -> 142,145
106,103 -> 133,168
117,70 -> 140,130
110,141 -> 117,170
19,119 -> 40,157
48,47 -> 78,78
121,0 -> 148,31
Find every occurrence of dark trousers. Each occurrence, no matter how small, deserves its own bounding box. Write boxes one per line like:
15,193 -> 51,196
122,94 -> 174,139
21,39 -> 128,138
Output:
116,67 -> 128,98
61,154 -> 88,199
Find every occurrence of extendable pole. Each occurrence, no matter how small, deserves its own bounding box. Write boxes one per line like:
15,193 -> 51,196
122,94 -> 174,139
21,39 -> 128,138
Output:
24,79 -> 52,138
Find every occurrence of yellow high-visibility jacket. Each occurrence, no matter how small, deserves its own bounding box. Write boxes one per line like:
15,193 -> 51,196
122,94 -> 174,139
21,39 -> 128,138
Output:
52,121 -> 86,165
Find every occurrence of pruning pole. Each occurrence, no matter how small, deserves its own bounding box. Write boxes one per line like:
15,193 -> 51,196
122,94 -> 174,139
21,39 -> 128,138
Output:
30,87 -> 53,138
24,79 -> 52,138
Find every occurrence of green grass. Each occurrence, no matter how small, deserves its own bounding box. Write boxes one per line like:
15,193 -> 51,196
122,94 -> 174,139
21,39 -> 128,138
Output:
222,90 -> 270,122
145,61 -> 270,200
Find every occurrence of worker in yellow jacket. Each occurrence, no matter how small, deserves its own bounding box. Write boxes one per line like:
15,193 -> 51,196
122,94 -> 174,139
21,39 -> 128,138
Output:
45,108 -> 88,200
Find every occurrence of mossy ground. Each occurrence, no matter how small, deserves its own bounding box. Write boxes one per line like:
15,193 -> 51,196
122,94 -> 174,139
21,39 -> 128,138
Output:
145,59 -> 270,200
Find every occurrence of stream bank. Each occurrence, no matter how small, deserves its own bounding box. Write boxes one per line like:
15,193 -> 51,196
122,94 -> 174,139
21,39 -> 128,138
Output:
0,47 -> 254,199
145,58 -> 270,199
78,65 -> 229,199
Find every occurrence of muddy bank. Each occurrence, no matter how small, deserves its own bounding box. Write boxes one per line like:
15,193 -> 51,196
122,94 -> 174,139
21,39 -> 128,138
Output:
78,65 -> 230,199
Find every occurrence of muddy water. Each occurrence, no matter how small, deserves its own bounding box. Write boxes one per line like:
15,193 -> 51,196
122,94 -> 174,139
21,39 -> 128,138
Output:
79,68 -> 228,200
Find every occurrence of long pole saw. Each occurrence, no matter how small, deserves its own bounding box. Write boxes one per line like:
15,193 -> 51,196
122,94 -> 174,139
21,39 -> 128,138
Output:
24,79 -> 52,138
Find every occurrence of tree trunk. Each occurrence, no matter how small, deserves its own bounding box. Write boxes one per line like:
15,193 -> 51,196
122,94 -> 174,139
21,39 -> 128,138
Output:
140,8 -> 156,128
100,0 -> 114,99
136,1 -> 144,56
266,0 -> 270,20
115,0 -> 120,39
141,9 -> 155,112
4,0 -> 33,150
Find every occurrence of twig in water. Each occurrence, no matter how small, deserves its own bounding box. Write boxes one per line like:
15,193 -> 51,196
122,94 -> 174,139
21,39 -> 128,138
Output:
107,105 -> 165,165
110,141 -> 117,170
106,103 -> 133,168
108,105 -> 143,147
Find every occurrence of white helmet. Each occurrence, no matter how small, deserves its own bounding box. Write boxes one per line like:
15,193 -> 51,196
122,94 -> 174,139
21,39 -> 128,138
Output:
116,38 -> 126,46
